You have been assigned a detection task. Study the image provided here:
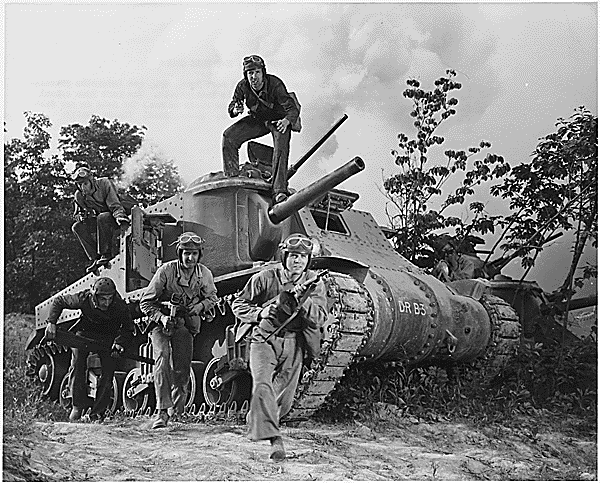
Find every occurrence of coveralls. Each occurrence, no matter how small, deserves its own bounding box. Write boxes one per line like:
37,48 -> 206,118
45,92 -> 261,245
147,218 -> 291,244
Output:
231,266 -> 327,441
139,260 -> 218,413
72,177 -> 128,261
47,290 -> 134,416
223,73 -> 299,197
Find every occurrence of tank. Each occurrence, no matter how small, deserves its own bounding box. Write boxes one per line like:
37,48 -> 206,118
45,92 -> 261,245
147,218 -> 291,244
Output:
25,116 -> 523,419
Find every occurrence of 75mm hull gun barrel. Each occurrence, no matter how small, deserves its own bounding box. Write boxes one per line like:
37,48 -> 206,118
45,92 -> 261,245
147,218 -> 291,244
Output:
269,156 -> 365,224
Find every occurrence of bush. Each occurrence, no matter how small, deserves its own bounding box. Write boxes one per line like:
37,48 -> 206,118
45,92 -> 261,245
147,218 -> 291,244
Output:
316,336 -> 597,428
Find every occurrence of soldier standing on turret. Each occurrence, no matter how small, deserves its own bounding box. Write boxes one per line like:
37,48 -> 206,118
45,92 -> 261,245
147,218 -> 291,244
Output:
231,234 -> 327,462
222,55 -> 300,205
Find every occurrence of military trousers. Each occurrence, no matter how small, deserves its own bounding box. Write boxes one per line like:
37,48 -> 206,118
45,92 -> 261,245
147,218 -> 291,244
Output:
222,115 -> 291,196
72,212 -> 118,261
247,326 -> 303,441
149,321 -> 194,412
70,332 -> 117,416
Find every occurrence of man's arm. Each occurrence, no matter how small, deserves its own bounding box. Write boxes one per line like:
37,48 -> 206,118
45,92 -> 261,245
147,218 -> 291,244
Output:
113,300 -> 135,349
44,291 -> 88,340
272,78 -> 299,126
199,266 -> 219,312
230,272 -> 267,324
139,266 -> 169,322
298,278 -> 327,328
227,80 -> 246,118
99,178 -> 127,221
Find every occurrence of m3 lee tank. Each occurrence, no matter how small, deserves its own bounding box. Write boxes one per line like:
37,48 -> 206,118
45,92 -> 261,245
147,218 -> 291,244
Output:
25,116 -> 520,418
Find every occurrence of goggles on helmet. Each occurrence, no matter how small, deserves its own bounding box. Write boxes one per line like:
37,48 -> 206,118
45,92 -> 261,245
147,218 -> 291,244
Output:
285,235 -> 313,250
170,234 -> 205,246
244,55 -> 264,65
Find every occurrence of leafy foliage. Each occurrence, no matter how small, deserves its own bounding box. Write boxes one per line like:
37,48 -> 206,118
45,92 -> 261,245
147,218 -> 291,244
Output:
59,115 -> 146,179
490,107 -> 597,298
124,152 -> 185,206
4,112 -> 183,313
316,335 -> 597,428
384,71 -> 510,267
4,112 -> 84,312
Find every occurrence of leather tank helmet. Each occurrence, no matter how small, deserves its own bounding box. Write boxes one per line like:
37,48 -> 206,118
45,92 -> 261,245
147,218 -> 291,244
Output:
91,277 -> 117,305
279,233 -> 314,271
173,232 -> 205,262
243,55 -> 267,81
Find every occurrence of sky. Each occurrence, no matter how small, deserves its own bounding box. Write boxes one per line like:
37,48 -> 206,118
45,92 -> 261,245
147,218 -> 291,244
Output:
4,2 -> 598,294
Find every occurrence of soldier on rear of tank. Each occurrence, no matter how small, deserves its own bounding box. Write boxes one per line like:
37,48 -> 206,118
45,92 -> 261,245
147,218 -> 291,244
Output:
139,232 -> 218,429
43,277 -> 134,423
231,234 -> 327,462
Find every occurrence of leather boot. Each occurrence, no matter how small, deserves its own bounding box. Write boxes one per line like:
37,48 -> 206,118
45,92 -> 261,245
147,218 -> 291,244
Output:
69,406 -> 83,422
152,410 -> 169,429
270,436 -> 286,462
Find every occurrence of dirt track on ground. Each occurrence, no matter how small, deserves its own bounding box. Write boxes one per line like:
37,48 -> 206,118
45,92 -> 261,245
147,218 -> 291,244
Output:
4,409 -> 597,481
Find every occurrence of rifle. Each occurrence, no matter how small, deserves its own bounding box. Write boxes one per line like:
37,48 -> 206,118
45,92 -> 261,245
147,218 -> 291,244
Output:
263,269 -> 329,342
47,328 -> 154,365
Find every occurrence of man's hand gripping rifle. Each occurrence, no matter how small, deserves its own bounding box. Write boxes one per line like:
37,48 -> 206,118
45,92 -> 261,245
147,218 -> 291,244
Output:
263,269 -> 329,342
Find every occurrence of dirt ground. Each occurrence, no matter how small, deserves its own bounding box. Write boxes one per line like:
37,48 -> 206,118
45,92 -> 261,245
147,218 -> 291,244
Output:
3,313 -> 597,481
4,406 -> 597,482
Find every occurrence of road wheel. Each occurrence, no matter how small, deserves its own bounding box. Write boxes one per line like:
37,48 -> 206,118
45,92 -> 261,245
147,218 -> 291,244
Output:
122,368 -> 154,413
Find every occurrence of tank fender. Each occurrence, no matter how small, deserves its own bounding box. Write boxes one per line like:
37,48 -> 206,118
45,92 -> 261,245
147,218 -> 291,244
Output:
25,328 -> 44,351
446,279 -> 491,300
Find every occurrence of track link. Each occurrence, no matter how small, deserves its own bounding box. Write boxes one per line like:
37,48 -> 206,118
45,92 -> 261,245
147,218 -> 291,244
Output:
287,272 -> 373,420
479,294 -> 521,379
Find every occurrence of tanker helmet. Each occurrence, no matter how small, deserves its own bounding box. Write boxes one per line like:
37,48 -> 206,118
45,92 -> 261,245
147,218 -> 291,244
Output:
172,232 -> 205,260
279,234 -> 313,269
92,277 -> 117,297
243,55 -> 266,73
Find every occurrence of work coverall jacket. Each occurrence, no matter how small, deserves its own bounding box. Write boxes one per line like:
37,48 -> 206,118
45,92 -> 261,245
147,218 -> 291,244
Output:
72,177 -> 128,260
231,265 -> 327,441
139,259 -> 218,412
222,74 -> 299,196
47,290 -> 134,415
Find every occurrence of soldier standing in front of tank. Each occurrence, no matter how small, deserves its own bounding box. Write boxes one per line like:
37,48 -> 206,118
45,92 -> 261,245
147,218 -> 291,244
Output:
222,55 -> 300,205
231,234 -> 327,462
43,277 -> 134,423
140,232 -> 218,429
70,164 -> 132,273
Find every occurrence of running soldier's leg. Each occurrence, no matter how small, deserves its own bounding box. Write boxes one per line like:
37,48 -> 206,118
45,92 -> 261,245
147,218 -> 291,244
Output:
247,334 -> 282,441
149,326 -> 174,410
70,346 -> 91,410
90,350 -> 117,416
170,324 -> 194,414
273,337 -> 303,419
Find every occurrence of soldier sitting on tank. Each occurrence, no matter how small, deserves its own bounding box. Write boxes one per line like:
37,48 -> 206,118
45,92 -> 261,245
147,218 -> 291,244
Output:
222,55 -> 300,205
140,232 -> 218,429
70,164 -> 132,273
231,233 -> 327,462
433,241 -> 485,281
44,277 -> 134,422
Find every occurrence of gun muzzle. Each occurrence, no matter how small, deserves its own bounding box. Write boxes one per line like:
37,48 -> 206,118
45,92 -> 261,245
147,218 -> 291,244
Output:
269,156 -> 365,224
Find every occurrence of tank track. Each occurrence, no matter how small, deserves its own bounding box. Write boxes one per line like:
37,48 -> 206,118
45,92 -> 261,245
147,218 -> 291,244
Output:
478,293 -> 521,379
286,271 -> 373,420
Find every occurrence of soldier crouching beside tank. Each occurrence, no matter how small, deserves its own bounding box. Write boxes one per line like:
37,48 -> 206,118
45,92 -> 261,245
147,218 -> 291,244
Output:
139,232 -> 218,429
222,55 -> 300,205
43,277 -> 134,422
70,164 -> 132,273
231,234 -> 327,462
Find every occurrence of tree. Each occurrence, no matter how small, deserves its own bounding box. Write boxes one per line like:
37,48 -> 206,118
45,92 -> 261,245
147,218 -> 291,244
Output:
490,107 -> 598,299
58,115 -> 146,179
384,70 -> 511,267
4,112 -> 83,312
122,147 -> 185,206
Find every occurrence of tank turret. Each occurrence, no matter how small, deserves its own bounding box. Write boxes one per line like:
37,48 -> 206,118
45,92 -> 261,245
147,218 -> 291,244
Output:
25,116 -> 525,420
